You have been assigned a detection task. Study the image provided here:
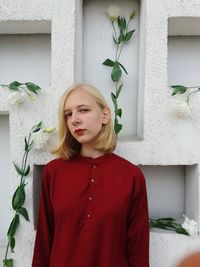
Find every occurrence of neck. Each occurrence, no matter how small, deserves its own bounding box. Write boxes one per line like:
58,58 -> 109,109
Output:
81,145 -> 105,159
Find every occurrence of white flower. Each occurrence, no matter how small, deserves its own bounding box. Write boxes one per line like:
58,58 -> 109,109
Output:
181,215 -> 199,236
106,5 -> 120,21
7,90 -> 26,105
173,100 -> 190,117
32,131 -> 50,150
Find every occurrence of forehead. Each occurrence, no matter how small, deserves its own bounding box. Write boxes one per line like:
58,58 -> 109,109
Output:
64,89 -> 97,109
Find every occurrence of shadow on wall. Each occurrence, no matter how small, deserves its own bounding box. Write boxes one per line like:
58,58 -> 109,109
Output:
33,165 -> 45,230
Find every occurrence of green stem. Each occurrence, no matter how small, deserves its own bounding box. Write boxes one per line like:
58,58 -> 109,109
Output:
3,243 -> 9,267
20,131 -> 32,185
116,19 -> 130,61
112,21 -> 117,43
0,84 -> 8,87
3,211 -> 18,266
187,86 -> 200,89
186,88 -> 200,103
115,82 -> 119,124
112,21 -> 119,61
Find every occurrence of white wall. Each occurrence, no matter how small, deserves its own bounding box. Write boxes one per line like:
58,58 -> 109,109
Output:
0,34 -> 51,86
0,115 -> 12,246
168,36 -> 200,86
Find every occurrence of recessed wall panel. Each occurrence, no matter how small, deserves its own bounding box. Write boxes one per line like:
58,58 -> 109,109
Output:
82,0 -> 141,139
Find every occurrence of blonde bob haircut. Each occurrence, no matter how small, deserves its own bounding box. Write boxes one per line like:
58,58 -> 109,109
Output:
53,84 -> 116,159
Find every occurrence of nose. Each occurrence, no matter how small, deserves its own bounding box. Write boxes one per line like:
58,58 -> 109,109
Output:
71,112 -> 81,126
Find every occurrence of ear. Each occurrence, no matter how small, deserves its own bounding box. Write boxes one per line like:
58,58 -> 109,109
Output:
102,107 -> 110,125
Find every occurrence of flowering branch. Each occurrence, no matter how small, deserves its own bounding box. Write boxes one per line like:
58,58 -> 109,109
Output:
3,122 -> 42,267
170,85 -> 200,117
103,6 -> 136,134
0,81 -> 41,105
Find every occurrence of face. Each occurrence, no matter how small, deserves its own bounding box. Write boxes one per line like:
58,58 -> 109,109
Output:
64,89 -> 110,148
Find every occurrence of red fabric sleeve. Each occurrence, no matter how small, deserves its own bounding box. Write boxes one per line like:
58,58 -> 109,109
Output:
32,165 -> 54,267
126,168 -> 149,267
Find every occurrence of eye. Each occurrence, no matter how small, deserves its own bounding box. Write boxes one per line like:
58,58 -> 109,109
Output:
80,108 -> 89,113
64,112 -> 72,118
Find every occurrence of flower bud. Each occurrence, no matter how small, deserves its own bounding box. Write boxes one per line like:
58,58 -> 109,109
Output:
130,10 -> 135,20
172,100 -> 190,117
43,127 -> 56,133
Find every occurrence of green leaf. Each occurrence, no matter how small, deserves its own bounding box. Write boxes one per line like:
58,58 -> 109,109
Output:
12,185 -> 26,210
102,59 -> 115,67
117,33 -> 124,44
113,35 -> 118,44
28,141 -> 34,152
13,163 -> 23,176
111,93 -> 117,110
9,236 -> 15,252
170,85 -> 188,96
157,217 -> 176,222
116,84 -> 123,98
124,29 -> 135,41
25,82 -> 41,94
24,165 -> 30,176
31,123 -> 42,133
176,227 -> 189,236
111,92 -> 116,100
3,258 -> 13,267
8,81 -> 22,90
32,121 -> 43,133
111,62 -> 122,82
115,123 -> 122,134
118,62 -> 128,74
18,207 -> 29,221
24,137 -> 29,152
7,214 -> 20,238
117,108 -> 122,118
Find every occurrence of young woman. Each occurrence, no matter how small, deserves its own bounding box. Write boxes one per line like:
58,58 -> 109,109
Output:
32,84 -> 149,267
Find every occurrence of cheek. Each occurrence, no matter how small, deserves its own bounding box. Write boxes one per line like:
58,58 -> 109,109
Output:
90,115 -> 104,130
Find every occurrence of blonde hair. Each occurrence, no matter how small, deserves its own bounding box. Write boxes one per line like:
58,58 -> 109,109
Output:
53,84 -> 116,159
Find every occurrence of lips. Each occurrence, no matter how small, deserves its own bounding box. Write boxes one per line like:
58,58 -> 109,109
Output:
74,129 -> 86,136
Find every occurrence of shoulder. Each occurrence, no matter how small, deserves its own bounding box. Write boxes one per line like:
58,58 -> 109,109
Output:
43,157 -> 71,174
110,153 -> 146,183
45,157 -> 65,168
110,153 -> 141,173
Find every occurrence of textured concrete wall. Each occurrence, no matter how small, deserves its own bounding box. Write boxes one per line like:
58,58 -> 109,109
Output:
0,0 -> 200,266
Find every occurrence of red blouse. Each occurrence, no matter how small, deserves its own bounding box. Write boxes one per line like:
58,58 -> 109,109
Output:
32,153 -> 149,267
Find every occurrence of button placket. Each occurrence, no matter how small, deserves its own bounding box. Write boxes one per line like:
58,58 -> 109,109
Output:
85,163 -> 97,220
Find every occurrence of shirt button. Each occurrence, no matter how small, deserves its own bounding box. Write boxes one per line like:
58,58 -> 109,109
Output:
91,178 -> 95,183
88,196 -> 92,201
93,164 -> 96,168
87,214 -> 91,218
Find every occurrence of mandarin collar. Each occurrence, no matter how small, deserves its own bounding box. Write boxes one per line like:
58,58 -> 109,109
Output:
75,153 -> 113,164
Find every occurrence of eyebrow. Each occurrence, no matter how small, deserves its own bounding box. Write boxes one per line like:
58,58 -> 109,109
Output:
64,104 -> 90,112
